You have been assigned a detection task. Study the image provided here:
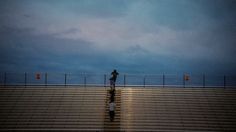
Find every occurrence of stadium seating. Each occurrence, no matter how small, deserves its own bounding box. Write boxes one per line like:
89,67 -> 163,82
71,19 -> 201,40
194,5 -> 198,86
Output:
0,87 -> 107,131
121,88 -> 236,131
0,86 -> 236,131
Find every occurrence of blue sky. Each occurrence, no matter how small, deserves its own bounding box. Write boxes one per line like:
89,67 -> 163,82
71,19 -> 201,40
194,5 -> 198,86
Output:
0,0 -> 236,75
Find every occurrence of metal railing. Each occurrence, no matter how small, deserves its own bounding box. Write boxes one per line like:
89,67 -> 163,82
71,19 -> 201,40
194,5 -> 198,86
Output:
0,72 -> 236,88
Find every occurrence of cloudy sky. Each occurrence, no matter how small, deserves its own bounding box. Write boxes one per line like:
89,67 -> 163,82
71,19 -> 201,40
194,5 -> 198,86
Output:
0,0 -> 236,75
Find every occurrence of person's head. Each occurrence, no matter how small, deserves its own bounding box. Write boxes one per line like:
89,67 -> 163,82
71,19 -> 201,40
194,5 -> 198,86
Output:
113,69 -> 117,73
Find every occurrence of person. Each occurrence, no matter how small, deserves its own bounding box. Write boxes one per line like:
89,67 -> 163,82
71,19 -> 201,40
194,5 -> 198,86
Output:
111,70 -> 119,83
110,88 -> 116,102
110,70 -> 119,89
109,77 -> 115,90
109,100 -> 116,122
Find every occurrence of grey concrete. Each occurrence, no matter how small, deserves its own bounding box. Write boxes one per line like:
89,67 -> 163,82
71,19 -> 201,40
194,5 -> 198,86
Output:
0,86 -> 236,131
121,87 -> 236,131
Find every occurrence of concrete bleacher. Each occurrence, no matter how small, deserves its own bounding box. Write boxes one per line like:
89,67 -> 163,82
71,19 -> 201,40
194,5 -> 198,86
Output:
121,88 -> 236,131
0,87 -> 107,131
0,86 -> 236,131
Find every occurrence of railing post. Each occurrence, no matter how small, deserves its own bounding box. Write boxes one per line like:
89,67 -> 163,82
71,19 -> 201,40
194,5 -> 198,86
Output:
224,75 -> 226,88
24,72 -> 27,87
84,75 -> 86,87
163,74 -> 165,88
183,74 -> 185,88
4,72 -> 7,86
203,74 -> 205,88
104,74 -> 106,87
124,74 -> 126,87
64,73 -> 67,86
143,76 -> 146,88
45,73 -> 48,86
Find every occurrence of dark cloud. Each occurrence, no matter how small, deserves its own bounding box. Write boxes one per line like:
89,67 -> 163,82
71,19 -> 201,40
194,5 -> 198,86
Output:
0,0 -> 235,75
0,26 -> 96,72
194,0 -> 236,17
0,0 -> 130,18
68,0 -> 129,17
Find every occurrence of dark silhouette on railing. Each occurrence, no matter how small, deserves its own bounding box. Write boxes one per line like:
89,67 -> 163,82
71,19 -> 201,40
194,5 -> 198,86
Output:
110,70 -> 119,89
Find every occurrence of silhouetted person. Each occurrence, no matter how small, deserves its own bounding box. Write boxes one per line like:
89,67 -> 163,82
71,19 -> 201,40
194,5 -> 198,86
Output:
111,69 -> 119,83
110,89 -> 116,102
109,100 -> 116,122
109,77 -> 115,90
110,70 -> 119,89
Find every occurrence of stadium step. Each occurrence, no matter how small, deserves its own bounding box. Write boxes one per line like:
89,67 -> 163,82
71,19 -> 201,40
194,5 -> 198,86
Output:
120,87 -> 236,131
0,87 -> 236,131
103,89 -> 121,131
0,87 -> 107,131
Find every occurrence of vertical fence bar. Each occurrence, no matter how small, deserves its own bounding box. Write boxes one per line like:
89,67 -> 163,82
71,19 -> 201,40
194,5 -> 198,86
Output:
24,72 -> 27,87
203,74 -> 205,88
45,73 -> 48,86
124,74 -> 126,87
104,74 -> 106,87
224,75 -> 226,88
143,76 -> 146,88
84,75 -> 86,87
64,74 -> 67,86
163,74 -> 165,88
4,72 -> 6,86
183,74 -> 185,88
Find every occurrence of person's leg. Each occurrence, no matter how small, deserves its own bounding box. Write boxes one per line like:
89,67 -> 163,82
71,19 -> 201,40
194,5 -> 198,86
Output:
111,111 -> 114,121
113,81 -> 116,89
113,80 -> 116,88
110,95 -> 114,102
110,80 -> 112,88
113,111 -> 115,121
111,80 -> 115,90
109,111 -> 113,121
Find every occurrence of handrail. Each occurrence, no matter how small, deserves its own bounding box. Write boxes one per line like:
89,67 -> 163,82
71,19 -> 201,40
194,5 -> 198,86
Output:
0,72 -> 236,88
